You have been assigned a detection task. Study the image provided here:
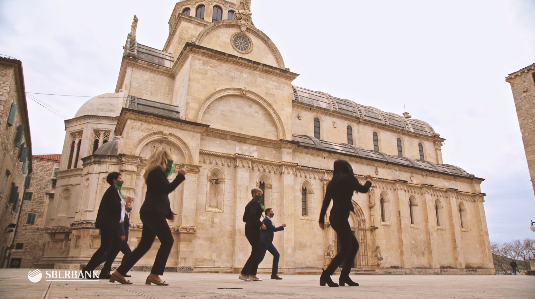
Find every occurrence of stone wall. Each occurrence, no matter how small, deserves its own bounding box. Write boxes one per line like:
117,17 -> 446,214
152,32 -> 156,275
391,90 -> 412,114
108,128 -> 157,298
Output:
507,65 -> 535,196
0,59 -> 32,268
10,157 -> 59,268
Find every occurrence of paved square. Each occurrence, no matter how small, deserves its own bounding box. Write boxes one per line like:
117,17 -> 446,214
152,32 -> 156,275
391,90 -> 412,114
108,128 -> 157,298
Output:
0,269 -> 534,299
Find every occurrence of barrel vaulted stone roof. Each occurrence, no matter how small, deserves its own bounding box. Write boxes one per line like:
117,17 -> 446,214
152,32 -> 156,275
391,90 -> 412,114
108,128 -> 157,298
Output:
292,135 -> 474,178
292,86 -> 437,137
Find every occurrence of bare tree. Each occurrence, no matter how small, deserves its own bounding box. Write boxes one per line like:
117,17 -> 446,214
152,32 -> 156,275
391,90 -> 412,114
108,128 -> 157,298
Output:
491,238 -> 535,274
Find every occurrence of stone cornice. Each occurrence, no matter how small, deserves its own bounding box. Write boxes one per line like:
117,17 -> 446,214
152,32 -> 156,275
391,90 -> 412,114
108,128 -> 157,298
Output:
56,168 -> 83,179
293,101 -> 445,143
65,115 -> 118,129
506,63 -> 535,81
171,43 -> 299,81
204,127 -> 284,149
115,108 -> 209,136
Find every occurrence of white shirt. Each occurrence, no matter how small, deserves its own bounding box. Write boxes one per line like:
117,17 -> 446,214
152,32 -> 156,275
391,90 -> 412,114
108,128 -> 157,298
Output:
120,198 -> 126,223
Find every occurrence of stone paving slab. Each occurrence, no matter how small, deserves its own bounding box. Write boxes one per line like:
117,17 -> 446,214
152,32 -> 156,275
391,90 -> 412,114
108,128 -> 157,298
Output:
0,269 -> 533,299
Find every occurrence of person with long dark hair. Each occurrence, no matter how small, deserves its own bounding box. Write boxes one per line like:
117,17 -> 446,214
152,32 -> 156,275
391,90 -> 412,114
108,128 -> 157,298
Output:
318,160 -> 372,287
110,149 -> 186,285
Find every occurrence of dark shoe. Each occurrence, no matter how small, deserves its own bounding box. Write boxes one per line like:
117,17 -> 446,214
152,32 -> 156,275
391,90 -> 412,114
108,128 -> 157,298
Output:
339,274 -> 359,287
271,275 -> 283,280
109,273 -> 133,284
320,269 -> 339,287
146,276 -> 169,286
99,272 -> 111,280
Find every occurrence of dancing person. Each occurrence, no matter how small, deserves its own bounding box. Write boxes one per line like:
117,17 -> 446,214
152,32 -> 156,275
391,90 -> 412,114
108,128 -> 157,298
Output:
111,150 -> 186,285
318,160 -> 372,287
240,189 -> 267,282
82,172 -> 133,279
259,208 -> 285,280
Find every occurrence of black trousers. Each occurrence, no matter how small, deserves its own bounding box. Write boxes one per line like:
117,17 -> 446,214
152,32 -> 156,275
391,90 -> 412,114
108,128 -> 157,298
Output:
85,227 -> 121,273
121,241 -> 132,258
324,214 -> 359,276
259,243 -> 280,275
117,212 -> 174,276
242,227 -> 262,276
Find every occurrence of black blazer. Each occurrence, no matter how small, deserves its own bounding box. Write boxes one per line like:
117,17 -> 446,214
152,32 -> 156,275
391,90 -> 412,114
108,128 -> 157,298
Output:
118,213 -> 129,239
140,168 -> 185,219
95,185 -> 122,229
260,217 -> 284,245
243,199 -> 263,229
319,176 -> 372,223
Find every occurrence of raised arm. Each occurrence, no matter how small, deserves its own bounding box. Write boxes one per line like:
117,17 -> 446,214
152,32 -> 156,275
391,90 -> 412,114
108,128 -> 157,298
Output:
351,176 -> 372,194
152,170 -> 186,194
319,182 -> 333,224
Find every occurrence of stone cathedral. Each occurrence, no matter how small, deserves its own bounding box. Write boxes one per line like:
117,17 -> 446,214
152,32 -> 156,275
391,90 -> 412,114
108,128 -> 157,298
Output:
39,0 -> 494,274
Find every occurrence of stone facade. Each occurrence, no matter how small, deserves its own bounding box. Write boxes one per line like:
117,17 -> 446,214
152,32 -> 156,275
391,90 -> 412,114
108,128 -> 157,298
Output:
38,1 -> 494,274
0,56 -> 33,268
506,63 -> 535,196
10,156 -> 59,268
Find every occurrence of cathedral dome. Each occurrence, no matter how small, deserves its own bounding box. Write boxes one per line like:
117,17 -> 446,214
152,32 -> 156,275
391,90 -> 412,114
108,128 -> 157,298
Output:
74,93 -> 124,118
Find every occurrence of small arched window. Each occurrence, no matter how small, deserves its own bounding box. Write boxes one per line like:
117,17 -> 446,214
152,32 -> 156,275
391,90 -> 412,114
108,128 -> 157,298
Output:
347,126 -> 353,145
419,143 -> 425,161
301,187 -> 308,216
314,118 -> 321,139
380,196 -> 386,222
196,5 -> 205,19
409,199 -> 415,225
212,5 -> 223,22
228,10 -> 235,20
397,138 -> 403,157
259,181 -> 265,206
73,139 -> 82,168
67,140 -> 75,169
93,139 -> 99,153
459,203 -> 467,229
182,8 -> 191,16
373,132 -> 379,152
435,200 -> 441,227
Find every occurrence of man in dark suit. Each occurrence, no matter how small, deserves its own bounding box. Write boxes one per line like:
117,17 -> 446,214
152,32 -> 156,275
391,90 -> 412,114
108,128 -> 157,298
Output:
259,208 -> 286,280
82,172 -> 132,279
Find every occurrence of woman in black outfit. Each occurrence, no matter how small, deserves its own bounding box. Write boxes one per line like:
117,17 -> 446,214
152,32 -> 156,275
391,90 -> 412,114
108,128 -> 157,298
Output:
319,160 -> 372,287
111,150 -> 186,285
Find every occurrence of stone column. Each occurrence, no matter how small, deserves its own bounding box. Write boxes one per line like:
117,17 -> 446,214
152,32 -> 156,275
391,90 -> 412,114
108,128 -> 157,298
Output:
424,189 -> 439,269
447,191 -> 465,268
176,165 -> 201,269
232,158 -> 251,271
281,164 -> 296,273
396,184 -> 412,269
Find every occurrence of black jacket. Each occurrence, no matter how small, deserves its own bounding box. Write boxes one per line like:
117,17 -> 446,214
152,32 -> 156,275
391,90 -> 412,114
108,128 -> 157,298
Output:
260,217 -> 284,245
140,169 -> 185,219
243,199 -> 263,229
319,176 -> 372,223
118,213 -> 129,239
95,185 -> 122,229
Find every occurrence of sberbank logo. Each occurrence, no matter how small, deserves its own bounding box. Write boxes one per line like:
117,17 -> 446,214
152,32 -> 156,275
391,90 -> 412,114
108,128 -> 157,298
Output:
28,269 -> 42,283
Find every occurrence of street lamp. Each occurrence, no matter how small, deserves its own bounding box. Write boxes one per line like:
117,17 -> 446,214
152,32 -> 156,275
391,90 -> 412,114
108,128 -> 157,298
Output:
531,220 -> 535,232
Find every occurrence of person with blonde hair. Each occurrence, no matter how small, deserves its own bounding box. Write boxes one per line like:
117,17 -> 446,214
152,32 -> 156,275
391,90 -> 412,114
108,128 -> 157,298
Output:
111,149 -> 186,286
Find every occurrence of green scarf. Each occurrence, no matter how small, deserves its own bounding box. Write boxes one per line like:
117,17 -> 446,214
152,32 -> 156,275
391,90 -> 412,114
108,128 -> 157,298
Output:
114,183 -> 127,200
254,195 -> 265,210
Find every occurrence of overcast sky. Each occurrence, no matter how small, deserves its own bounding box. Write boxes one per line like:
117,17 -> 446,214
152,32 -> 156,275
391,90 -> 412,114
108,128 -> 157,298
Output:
1,0 -> 534,243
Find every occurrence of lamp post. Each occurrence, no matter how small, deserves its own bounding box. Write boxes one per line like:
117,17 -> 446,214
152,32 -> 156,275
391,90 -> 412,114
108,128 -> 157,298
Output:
531,220 -> 535,232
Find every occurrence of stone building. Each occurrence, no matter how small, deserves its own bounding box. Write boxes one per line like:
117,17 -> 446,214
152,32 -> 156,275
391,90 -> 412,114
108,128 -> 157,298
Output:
506,63 -> 535,196
10,155 -> 60,268
39,0 -> 494,274
0,56 -> 33,268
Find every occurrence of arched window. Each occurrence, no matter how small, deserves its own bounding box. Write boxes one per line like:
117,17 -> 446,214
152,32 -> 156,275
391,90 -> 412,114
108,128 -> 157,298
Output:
93,139 -> 99,153
259,181 -> 265,206
67,140 -> 75,169
380,196 -> 386,222
302,187 -> 308,216
397,138 -> 403,157
347,126 -> 353,145
182,8 -> 191,16
73,139 -> 82,168
228,10 -> 235,20
212,5 -> 223,22
373,132 -> 379,152
409,199 -> 415,225
419,143 -> 425,161
196,5 -> 205,19
435,200 -> 441,227
314,118 -> 321,139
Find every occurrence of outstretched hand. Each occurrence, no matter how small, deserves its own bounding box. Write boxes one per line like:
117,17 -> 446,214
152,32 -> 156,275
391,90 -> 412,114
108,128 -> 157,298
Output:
365,175 -> 373,181
179,169 -> 187,176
